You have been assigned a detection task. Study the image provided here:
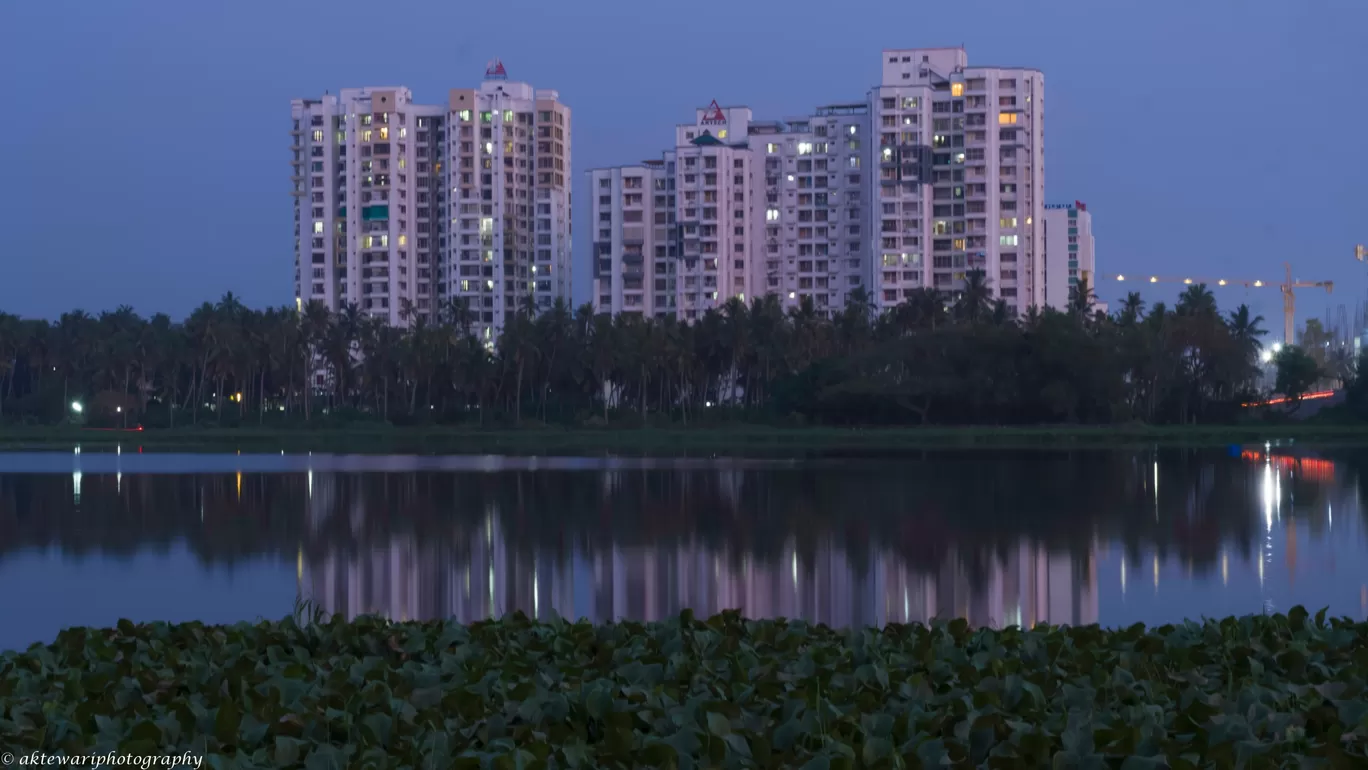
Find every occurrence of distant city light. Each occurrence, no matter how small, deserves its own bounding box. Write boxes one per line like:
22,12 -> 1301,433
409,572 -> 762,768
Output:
70,401 -> 83,414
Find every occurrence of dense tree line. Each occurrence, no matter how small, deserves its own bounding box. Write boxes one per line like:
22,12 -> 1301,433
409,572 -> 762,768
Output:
0,273 -> 1339,428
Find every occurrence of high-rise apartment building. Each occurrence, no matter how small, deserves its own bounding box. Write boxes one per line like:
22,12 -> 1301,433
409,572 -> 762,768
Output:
590,46 -> 1047,321
290,62 -> 571,338
868,48 -> 1044,315
1042,201 -> 1098,311
290,87 -> 446,327
592,102 -> 869,319
589,162 -> 672,316
749,104 -> 870,315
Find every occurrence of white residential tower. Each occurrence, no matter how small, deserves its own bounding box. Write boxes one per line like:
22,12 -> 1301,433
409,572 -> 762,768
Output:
290,61 -> 571,338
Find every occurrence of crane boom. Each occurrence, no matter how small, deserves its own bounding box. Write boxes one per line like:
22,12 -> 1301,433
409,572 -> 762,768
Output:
1114,262 -> 1332,345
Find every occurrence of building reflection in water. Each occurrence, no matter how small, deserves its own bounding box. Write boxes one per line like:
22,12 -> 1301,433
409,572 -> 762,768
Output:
300,473 -> 1098,629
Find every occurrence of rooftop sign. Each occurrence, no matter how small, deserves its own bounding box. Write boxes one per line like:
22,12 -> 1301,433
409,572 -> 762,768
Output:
485,58 -> 507,80
701,100 -> 726,125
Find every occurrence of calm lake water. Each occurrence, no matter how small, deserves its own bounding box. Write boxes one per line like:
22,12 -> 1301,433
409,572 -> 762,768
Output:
1,444 -> 1364,652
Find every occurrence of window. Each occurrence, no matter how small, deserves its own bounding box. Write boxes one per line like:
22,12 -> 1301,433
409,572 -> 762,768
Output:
766,143 -> 778,154
797,142 -> 813,155
503,110 -> 514,122
999,235 -> 1018,246
312,221 -> 324,234
997,112 -> 1018,125
480,111 -> 492,123
999,217 -> 1017,228
766,209 -> 779,222
311,130 -> 323,142
951,83 -> 964,97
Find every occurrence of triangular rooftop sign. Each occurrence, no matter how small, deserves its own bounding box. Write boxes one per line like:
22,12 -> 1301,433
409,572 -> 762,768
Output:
701,100 -> 726,124
485,58 -> 508,79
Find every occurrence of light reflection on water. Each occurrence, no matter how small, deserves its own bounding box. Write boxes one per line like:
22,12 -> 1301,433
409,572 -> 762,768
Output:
0,446 -> 1364,652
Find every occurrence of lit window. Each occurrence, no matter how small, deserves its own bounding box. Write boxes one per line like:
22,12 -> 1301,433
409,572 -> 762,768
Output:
797,142 -> 813,155
951,83 -> 964,97
1000,235 -> 1019,246
1025,216 -> 1033,225
901,97 -> 917,109
336,131 -> 345,143
503,110 -> 514,122
313,222 -> 324,234
787,174 -> 795,182
399,158 -> 406,169
461,280 -> 470,291
952,238 -> 965,250
484,142 -> 493,154
485,280 -> 494,290
363,130 -> 373,142
882,147 -> 893,160
717,129 -> 727,139
848,125 -> 858,135
480,217 -> 494,234
398,234 -> 407,246
997,112 -> 1018,125
766,209 -> 780,222
379,126 -> 389,140
399,127 -> 407,138
999,217 -> 1018,228
481,111 -> 492,123
766,143 -> 778,154
459,110 -> 471,121
312,130 -> 323,142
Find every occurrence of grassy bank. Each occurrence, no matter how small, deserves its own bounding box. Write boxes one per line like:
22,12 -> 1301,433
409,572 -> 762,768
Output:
3,609 -> 1364,766
2,422 -> 1368,453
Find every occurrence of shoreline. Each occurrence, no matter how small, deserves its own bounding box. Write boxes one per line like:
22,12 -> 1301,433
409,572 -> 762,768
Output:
2,422 -> 1366,452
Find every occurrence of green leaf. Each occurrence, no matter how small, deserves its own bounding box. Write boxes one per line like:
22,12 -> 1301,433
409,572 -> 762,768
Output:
706,711 -> 731,737
213,700 -> 241,746
275,736 -> 308,766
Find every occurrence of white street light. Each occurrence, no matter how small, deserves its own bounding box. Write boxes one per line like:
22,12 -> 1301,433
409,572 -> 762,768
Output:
70,401 -> 83,414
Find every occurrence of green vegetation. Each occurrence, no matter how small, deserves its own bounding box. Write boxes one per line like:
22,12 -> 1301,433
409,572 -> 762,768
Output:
4,609 -> 1367,766
4,277 -> 1354,432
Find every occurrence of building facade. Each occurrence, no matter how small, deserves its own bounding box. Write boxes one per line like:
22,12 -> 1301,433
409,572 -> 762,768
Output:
290,62 -> 571,338
1042,201 -> 1098,311
589,46 -> 1047,321
868,47 -> 1044,315
592,102 -> 869,319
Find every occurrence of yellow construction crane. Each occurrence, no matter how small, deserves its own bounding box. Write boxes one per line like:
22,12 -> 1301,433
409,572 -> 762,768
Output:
1114,262 -> 1332,345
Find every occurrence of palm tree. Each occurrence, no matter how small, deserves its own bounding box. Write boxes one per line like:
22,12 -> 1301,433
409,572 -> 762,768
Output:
953,269 -> 993,325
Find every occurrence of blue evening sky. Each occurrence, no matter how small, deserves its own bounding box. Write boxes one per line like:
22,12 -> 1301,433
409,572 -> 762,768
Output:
3,0 -> 1366,336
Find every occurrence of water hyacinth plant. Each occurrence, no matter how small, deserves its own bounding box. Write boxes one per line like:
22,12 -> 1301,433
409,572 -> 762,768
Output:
2,606 -> 1367,767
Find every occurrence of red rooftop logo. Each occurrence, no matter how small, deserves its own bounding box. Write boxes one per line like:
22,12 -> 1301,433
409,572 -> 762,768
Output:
701,100 -> 726,125
485,58 -> 508,79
